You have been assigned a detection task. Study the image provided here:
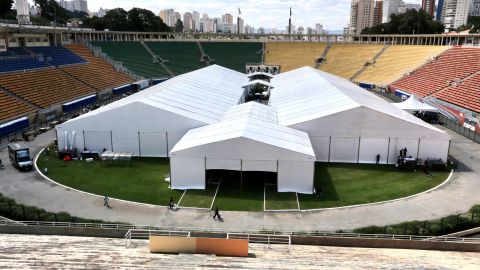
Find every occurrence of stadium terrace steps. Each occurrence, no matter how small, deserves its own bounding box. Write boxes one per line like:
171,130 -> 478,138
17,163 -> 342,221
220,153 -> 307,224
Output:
265,43 -> 327,72
201,42 -> 263,72
62,44 -> 133,91
147,42 -> 205,75
0,89 -> 36,122
91,42 -> 170,78
29,46 -> 87,66
0,68 -> 96,109
355,45 -> 449,85
318,44 -> 384,80
433,72 -> 480,113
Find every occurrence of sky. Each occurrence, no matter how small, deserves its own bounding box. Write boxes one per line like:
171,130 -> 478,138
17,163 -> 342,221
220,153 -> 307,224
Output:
28,0 -> 423,30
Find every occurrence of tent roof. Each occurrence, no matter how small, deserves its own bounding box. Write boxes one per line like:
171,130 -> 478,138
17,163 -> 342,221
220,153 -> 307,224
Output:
67,65 -> 247,125
393,95 -> 439,112
171,103 -> 314,157
247,71 -> 274,78
268,67 -> 446,134
242,80 -> 274,88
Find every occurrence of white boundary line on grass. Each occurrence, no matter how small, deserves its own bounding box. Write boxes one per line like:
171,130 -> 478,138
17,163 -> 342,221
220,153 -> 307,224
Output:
35,149 -> 455,213
209,180 -> 221,210
176,189 -> 187,206
263,183 -> 266,211
34,149 -> 211,211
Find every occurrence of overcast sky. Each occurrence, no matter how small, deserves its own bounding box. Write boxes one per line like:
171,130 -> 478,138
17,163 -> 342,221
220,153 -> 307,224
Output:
29,0 -> 423,30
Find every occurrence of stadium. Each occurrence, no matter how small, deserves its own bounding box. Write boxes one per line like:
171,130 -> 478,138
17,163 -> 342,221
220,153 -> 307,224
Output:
1,1 -> 480,268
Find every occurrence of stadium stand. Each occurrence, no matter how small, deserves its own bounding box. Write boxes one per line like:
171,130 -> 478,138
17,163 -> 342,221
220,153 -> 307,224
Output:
434,72 -> 480,113
0,68 -> 96,108
264,42 -> 327,72
201,42 -> 263,72
0,91 -> 35,122
29,46 -> 86,66
0,47 -> 49,73
61,44 -> 133,90
146,42 -> 205,75
319,44 -> 384,79
355,45 -> 449,85
91,42 -> 170,78
392,46 -> 480,98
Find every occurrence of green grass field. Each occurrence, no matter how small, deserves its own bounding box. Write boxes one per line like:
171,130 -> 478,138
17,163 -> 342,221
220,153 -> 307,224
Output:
265,185 -> 298,210
36,152 -> 183,205
37,152 -> 449,211
178,184 -> 218,209
298,163 -> 449,209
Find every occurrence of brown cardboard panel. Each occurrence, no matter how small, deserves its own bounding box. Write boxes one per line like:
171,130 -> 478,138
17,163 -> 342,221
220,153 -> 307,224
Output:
196,237 -> 249,257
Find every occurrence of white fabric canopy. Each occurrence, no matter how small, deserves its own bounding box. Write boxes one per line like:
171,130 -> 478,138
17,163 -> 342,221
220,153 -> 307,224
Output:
392,95 -> 439,112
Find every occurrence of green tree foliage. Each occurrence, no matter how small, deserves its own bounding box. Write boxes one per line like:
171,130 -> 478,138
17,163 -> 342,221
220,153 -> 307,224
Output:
457,16 -> 480,33
102,8 -> 128,31
175,18 -> 184,32
362,9 -> 444,35
33,0 -> 69,23
0,0 -> 13,16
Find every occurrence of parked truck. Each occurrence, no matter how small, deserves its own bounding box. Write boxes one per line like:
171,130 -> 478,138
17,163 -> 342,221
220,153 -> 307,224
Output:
8,142 -> 33,171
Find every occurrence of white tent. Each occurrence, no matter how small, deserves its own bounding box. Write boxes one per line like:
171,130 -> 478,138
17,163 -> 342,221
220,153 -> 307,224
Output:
170,102 -> 316,194
247,71 -> 274,78
269,67 -> 451,164
56,65 -> 248,156
392,95 -> 440,112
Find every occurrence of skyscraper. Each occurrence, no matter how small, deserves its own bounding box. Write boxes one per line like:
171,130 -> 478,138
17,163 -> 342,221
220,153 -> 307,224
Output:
437,0 -> 446,20
183,12 -> 193,32
470,0 -> 480,16
16,0 -> 30,24
159,9 -> 180,27
373,0 -> 384,26
382,0 -> 402,23
349,0 -> 375,34
422,0 -> 436,17
443,0 -> 473,30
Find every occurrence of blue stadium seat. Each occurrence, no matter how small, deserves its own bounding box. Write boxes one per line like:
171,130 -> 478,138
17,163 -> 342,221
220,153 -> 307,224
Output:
29,46 -> 86,66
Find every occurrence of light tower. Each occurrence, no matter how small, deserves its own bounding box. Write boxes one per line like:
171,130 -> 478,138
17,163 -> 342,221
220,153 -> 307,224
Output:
288,7 -> 292,35
16,0 -> 31,24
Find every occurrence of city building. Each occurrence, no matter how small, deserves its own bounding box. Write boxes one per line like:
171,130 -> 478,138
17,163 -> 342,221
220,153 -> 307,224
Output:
222,14 -> 234,24
437,0 -> 446,20
16,0 -> 30,24
422,0 -> 436,17
159,9 -> 180,27
89,8 -> 109,18
315,23 -> 325,34
192,11 -> 200,32
349,0 -> 375,34
238,18 -> 245,34
470,0 -> 480,16
443,0 -> 472,30
58,0 -> 88,13
398,3 -> 421,13
373,0 -> 384,25
382,0 -> 402,22
183,12 -> 193,32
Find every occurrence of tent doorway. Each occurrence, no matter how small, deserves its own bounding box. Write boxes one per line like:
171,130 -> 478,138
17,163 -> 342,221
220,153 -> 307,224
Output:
206,169 -> 276,190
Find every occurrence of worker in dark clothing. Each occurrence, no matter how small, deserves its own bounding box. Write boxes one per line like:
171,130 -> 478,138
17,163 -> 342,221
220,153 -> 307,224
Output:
169,197 -> 174,210
213,206 -> 221,220
376,154 -> 380,164
424,160 -> 429,176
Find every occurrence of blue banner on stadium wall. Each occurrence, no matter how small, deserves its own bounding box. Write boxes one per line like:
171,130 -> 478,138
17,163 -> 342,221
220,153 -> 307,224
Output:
359,82 -> 374,90
63,95 -> 97,113
0,117 -> 29,137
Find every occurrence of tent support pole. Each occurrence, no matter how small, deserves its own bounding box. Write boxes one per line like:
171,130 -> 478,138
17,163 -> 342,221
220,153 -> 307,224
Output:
387,138 -> 391,164
416,138 -> 421,160
166,132 -> 169,157
110,131 -> 113,151
357,137 -> 361,163
328,136 -> 332,162
138,131 -> 141,156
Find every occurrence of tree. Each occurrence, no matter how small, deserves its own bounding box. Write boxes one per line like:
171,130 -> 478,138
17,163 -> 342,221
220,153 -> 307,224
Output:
175,19 -> 184,32
103,8 -> 128,31
83,16 -> 106,31
33,0 -> 69,23
127,8 -> 170,32
362,9 -> 444,35
0,0 -> 13,16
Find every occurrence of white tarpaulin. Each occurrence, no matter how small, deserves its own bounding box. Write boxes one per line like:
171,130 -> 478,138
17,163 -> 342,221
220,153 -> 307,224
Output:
392,95 -> 440,112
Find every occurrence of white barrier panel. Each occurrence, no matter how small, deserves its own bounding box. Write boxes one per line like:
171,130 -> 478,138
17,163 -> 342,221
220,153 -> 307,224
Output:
330,137 -> 359,163
310,136 -> 330,162
359,138 -> 389,164
140,132 -> 168,157
84,131 -> 112,152
170,158 -> 205,190
112,132 -> 139,154
278,160 -> 314,194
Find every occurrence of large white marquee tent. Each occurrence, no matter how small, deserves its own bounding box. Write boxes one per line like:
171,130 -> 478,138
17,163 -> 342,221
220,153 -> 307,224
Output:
57,65 -> 451,193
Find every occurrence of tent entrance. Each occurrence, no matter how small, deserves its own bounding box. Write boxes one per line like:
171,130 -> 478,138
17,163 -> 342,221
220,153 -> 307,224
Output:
206,170 -> 276,190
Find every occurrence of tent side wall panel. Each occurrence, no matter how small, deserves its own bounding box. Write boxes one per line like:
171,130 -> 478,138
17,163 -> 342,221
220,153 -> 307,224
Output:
112,131 -> 140,154
84,131 -> 112,152
206,158 -> 241,171
277,160 -> 314,194
418,139 -> 449,161
170,158 -> 205,190
388,138 -> 419,163
309,136 -> 330,162
140,132 -> 168,157
242,160 -> 277,172
329,137 -> 360,163
359,138 -> 389,164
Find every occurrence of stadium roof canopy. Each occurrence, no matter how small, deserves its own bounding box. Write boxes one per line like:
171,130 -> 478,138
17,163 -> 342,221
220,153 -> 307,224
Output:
392,95 -> 440,112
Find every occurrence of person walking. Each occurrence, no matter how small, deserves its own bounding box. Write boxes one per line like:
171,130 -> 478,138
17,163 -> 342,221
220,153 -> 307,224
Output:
169,197 -> 174,210
376,154 -> 380,164
213,206 -> 221,220
103,195 -> 110,208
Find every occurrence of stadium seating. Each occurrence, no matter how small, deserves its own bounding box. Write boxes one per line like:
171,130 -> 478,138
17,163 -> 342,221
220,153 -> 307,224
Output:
319,44 -> 384,79
392,46 -> 480,97
29,46 -> 86,66
264,43 -> 327,72
91,42 -> 169,78
0,58 -> 50,73
0,68 -> 96,108
0,91 -> 35,122
355,45 -> 449,85
61,44 -> 133,90
146,42 -> 205,75
201,42 -> 263,72
434,72 -> 480,113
